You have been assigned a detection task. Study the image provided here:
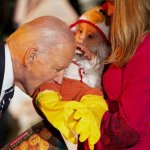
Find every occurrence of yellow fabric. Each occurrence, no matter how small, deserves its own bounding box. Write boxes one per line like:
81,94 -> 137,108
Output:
35,90 -> 85,143
35,90 -> 61,108
35,91 -> 108,150
81,6 -> 105,25
72,95 -> 108,150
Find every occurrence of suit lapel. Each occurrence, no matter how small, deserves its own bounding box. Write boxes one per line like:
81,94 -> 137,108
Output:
0,43 -> 5,95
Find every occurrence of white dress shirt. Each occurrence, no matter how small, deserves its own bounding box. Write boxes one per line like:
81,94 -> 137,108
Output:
0,44 -> 14,102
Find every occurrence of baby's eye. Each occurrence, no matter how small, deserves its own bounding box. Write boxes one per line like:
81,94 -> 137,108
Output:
88,34 -> 94,39
78,29 -> 82,34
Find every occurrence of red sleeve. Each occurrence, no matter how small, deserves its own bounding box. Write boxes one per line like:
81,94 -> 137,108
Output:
99,34 -> 150,149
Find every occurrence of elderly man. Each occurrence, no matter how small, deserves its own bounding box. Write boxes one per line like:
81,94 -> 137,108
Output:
0,16 -> 75,117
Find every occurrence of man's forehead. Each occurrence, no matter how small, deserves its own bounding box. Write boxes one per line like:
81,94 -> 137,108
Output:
53,51 -> 72,66
48,42 -> 74,64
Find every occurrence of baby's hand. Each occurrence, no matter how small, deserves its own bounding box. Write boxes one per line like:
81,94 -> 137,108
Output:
76,43 -> 96,60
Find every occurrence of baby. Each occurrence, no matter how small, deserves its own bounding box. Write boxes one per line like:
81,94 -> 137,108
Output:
32,5 -> 110,150
65,5 -> 110,88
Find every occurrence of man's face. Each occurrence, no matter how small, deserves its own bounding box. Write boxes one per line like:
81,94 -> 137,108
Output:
75,23 -> 104,52
30,43 -> 75,86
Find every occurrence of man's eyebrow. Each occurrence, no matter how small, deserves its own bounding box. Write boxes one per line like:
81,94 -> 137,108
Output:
56,64 -> 67,70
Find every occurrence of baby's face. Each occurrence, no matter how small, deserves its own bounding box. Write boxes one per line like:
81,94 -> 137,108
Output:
75,23 -> 104,52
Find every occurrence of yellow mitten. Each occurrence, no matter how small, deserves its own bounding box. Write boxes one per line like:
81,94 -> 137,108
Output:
35,90 -> 61,108
35,90 -> 86,143
72,95 -> 108,150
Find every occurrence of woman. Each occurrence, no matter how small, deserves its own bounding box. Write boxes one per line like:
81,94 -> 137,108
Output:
98,0 -> 150,149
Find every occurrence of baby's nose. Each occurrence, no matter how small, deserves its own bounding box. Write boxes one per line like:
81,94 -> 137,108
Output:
78,35 -> 86,44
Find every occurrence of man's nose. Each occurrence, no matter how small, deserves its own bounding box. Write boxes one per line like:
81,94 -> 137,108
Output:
54,70 -> 65,84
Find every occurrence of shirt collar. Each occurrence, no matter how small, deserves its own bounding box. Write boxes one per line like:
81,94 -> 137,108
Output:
2,44 -> 14,92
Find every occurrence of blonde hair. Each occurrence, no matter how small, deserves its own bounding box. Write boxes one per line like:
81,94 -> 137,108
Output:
106,0 -> 150,67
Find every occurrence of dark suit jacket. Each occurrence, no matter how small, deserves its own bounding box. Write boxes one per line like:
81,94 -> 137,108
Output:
0,42 -> 5,96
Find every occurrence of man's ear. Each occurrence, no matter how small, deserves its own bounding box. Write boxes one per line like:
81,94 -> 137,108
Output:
24,48 -> 38,66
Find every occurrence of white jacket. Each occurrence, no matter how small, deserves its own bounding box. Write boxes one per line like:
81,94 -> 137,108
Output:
65,53 -> 104,88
